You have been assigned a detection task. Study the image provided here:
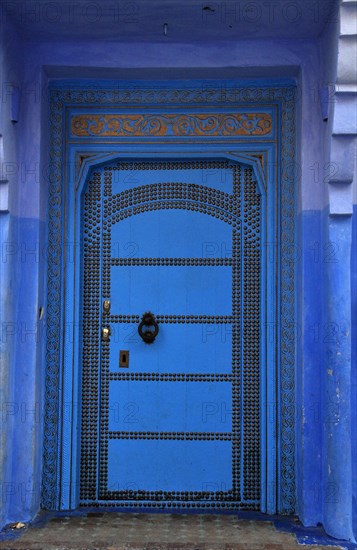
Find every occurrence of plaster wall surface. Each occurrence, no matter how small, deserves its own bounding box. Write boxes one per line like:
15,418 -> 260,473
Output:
0,17 -> 25,528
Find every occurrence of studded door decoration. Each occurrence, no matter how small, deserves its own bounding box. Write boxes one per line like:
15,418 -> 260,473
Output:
80,159 -> 262,510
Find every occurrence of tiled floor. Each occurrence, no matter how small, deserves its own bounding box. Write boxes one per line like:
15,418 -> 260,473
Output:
0,512 -> 346,550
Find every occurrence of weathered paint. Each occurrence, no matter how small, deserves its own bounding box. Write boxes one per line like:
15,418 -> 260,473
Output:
295,210 -> 324,526
323,215 -> 354,541
351,204 -> 357,541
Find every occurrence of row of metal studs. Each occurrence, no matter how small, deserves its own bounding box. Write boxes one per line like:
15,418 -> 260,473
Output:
108,314 -> 233,324
80,172 -> 101,501
108,431 -> 232,441
109,373 -> 233,382
243,166 -> 261,501
80,500 -> 259,510
111,257 -> 233,266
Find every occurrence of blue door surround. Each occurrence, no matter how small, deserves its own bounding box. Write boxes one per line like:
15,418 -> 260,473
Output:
43,80 -> 296,515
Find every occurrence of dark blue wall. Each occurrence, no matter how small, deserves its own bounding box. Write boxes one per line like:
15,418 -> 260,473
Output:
296,210 -> 324,525
352,205 -> 357,540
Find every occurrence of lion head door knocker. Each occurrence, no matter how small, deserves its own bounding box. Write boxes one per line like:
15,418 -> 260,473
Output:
138,311 -> 159,344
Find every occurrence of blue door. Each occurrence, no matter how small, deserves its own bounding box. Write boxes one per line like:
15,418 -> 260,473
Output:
80,158 -> 262,510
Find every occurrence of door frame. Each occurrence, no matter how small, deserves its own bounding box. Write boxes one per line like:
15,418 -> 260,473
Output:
42,79 -> 296,515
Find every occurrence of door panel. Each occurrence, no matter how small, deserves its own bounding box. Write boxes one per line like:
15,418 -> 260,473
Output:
110,265 -> 232,314
110,210 -> 232,259
107,440 -> 232,493
80,158 -> 262,509
108,324 -> 232,374
108,380 -> 232,432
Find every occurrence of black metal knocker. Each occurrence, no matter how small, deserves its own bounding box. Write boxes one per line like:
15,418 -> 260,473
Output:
138,312 -> 159,344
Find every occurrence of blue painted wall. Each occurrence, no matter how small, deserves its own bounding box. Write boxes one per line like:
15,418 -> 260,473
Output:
352,205 -> 357,541
0,0 -> 356,542
0,17 -> 46,526
296,210 -> 324,525
323,214 -> 354,541
0,17 -> 24,527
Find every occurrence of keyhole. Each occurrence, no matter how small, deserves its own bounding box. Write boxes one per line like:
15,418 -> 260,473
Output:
119,350 -> 129,368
